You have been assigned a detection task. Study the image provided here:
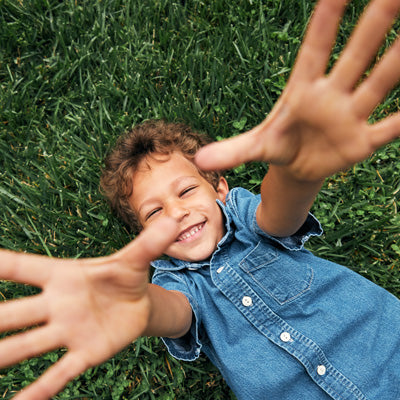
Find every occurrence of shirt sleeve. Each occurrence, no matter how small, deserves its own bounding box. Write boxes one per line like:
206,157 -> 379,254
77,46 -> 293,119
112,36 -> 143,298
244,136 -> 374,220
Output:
151,269 -> 203,361
226,187 -> 323,251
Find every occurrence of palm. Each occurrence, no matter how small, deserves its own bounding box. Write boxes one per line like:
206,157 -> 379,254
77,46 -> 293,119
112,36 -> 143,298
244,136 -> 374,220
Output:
196,0 -> 400,181
254,81 -> 373,181
43,257 -> 151,364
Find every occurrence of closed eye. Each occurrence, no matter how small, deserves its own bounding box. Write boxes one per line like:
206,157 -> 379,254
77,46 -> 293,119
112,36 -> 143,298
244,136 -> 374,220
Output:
145,208 -> 162,221
180,186 -> 197,197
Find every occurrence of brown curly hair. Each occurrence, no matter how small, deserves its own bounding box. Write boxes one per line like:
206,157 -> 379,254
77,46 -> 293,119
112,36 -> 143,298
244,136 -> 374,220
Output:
100,119 -> 221,232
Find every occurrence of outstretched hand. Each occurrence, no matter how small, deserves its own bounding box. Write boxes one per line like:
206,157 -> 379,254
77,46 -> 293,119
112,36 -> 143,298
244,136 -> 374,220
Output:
196,0 -> 400,182
0,217 -> 178,400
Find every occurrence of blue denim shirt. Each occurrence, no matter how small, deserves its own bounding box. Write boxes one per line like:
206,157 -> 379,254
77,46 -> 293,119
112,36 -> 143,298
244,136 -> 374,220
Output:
152,188 -> 400,400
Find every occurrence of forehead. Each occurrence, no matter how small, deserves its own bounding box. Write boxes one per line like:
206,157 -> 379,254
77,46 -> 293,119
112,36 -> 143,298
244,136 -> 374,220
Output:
135,151 -> 199,177
129,151 -> 208,208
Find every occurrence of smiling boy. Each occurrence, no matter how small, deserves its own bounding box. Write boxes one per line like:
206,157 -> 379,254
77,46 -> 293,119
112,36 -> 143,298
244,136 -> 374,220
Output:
0,0 -> 400,399
129,151 -> 228,262
100,118 -> 400,399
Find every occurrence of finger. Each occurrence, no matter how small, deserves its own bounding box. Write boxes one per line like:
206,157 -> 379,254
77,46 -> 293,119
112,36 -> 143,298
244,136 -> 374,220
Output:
116,217 -> 180,268
329,0 -> 400,90
353,36 -> 400,118
0,326 -> 60,369
0,295 -> 47,333
195,127 -> 263,171
0,250 -> 55,287
12,352 -> 89,400
368,113 -> 400,149
289,0 -> 348,81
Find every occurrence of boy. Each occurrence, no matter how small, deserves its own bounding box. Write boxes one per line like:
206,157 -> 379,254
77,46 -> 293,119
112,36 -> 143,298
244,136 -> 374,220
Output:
0,0 -> 400,399
101,117 -> 400,399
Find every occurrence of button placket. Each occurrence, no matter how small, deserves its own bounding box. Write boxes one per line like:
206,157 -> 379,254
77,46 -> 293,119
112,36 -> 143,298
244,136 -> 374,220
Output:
214,261 -> 365,399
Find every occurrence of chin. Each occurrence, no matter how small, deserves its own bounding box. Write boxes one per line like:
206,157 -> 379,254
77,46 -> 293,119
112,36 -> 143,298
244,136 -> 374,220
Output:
168,246 -> 215,263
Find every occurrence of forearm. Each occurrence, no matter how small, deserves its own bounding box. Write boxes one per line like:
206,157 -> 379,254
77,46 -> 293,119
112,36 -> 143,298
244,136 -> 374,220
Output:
257,165 -> 324,237
144,283 -> 192,339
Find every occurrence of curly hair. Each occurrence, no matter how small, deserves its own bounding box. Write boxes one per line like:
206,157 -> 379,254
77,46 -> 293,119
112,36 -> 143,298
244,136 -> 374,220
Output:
100,119 -> 221,232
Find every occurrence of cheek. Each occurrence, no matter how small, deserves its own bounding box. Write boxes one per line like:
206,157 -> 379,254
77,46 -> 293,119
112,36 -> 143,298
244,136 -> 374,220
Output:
198,198 -> 220,218
207,203 -> 224,230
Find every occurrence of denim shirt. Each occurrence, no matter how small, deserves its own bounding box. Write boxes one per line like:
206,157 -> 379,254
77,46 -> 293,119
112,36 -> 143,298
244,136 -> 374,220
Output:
152,188 -> 400,400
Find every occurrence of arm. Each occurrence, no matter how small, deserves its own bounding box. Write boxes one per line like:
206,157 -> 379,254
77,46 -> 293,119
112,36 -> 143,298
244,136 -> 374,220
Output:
145,285 -> 192,338
0,217 -> 192,400
256,167 -> 323,237
196,0 -> 400,236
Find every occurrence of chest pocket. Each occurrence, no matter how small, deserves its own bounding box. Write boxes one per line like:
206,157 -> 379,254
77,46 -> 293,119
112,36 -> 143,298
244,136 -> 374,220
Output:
239,241 -> 313,305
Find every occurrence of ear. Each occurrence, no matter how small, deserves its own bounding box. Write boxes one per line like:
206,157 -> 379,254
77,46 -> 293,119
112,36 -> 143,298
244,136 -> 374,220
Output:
216,177 -> 229,204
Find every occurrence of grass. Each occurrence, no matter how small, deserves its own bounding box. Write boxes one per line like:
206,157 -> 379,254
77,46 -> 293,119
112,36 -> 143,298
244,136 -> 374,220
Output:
0,0 -> 399,398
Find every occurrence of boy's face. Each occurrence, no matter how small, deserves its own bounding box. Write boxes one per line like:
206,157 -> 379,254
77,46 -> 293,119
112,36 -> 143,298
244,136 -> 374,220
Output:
129,152 -> 229,262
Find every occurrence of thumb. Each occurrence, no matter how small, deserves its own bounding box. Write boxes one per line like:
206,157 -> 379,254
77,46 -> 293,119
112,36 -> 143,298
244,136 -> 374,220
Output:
117,217 -> 179,268
195,126 -> 263,171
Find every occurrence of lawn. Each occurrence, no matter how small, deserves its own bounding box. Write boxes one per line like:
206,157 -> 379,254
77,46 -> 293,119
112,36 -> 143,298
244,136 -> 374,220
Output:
0,0 -> 399,398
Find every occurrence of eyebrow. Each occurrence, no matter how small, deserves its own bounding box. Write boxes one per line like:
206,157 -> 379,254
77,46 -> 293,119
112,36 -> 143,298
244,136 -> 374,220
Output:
137,175 -> 199,215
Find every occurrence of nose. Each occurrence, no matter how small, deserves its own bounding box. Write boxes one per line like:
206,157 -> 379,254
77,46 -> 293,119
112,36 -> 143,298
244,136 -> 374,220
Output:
167,202 -> 190,221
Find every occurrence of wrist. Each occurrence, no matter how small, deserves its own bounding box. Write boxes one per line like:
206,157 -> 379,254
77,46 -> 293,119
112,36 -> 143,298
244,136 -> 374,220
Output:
269,164 -> 325,188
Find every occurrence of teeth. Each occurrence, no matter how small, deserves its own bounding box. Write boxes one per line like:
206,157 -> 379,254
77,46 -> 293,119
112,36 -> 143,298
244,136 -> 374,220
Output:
178,224 -> 203,241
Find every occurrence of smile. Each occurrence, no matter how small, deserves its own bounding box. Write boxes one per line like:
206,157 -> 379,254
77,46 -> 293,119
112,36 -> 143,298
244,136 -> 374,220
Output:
177,222 -> 205,242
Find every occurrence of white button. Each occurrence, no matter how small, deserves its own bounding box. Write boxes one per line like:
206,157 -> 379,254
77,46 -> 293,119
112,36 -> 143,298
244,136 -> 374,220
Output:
242,296 -> 253,307
317,365 -> 326,376
216,266 -> 224,274
280,332 -> 292,342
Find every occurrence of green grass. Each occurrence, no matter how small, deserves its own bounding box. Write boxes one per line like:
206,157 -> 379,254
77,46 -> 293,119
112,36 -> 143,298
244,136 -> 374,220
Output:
0,0 -> 399,398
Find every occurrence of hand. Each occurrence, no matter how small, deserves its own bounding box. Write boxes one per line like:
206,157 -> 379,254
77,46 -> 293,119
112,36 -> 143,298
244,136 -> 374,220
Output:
0,217 -> 178,400
196,0 -> 400,182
